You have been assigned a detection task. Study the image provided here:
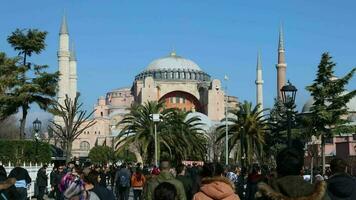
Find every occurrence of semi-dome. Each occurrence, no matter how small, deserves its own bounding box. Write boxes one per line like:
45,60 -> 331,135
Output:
135,51 -> 211,81
145,51 -> 202,72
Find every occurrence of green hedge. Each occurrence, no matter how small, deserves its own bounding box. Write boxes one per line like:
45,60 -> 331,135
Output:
0,140 -> 51,164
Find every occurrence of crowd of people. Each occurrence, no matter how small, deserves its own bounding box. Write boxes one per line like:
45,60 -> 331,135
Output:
0,147 -> 355,200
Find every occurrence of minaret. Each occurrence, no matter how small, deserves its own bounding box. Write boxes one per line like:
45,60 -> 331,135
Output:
255,51 -> 264,113
69,42 -> 77,100
57,15 -> 70,105
276,25 -> 287,99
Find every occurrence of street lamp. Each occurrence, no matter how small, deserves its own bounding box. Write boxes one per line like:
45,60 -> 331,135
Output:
150,114 -> 161,167
280,81 -> 297,147
224,75 -> 229,166
33,118 -> 42,162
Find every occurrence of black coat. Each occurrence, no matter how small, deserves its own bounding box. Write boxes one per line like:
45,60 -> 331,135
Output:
327,173 -> 356,200
36,168 -> 48,187
8,167 -> 31,184
92,184 -> 115,200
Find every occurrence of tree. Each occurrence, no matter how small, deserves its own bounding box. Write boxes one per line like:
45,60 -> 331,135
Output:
89,146 -> 116,164
217,101 -> 268,168
116,101 -> 206,164
49,94 -> 96,162
0,53 -> 20,120
3,29 -> 59,138
306,52 -> 356,174
0,115 -> 19,139
162,109 -> 207,162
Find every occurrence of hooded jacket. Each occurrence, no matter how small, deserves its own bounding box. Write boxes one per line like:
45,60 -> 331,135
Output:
256,175 -> 330,200
327,173 -> 356,200
144,171 -> 186,200
193,176 -> 240,200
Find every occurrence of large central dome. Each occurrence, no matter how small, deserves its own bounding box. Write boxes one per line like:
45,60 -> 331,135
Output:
145,51 -> 202,72
135,51 -> 210,81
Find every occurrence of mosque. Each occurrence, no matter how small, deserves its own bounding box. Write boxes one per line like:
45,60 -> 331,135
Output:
55,16 -> 356,160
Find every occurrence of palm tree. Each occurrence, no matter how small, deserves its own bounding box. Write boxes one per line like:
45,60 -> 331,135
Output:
162,110 -> 207,162
217,101 -> 268,168
116,101 -> 207,164
116,101 -> 171,164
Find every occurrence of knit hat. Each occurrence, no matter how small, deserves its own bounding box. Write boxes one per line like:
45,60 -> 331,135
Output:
59,173 -> 85,200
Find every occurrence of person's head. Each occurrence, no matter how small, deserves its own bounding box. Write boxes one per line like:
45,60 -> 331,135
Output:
58,165 -> 65,173
276,147 -> 304,177
67,161 -> 75,169
121,163 -> 127,169
251,164 -> 261,174
59,173 -> 85,200
175,164 -> 186,176
42,164 -> 48,169
83,170 -> 99,186
330,158 -> 348,174
154,182 -> 177,200
159,160 -> 170,171
200,162 -> 224,178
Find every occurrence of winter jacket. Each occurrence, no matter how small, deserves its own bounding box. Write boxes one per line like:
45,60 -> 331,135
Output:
193,176 -> 240,200
256,175 -> 330,200
326,173 -> 356,200
176,175 -> 193,200
131,173 -> 146,189
144,171 -> 186,200
90,184 -> 115,200
36,167 -> 48,187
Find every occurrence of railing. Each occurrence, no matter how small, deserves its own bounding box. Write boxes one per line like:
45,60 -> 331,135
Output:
1,162 -> 53,198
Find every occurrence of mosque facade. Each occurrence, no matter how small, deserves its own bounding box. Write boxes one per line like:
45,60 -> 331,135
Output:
56,16 -> 355,160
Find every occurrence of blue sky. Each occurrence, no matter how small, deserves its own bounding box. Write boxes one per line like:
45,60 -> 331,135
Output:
0,0 -> 355,123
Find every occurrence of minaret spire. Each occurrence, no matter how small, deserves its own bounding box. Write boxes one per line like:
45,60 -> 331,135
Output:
69,41 -> 77,100
278,24 -> 284,50
57,14 -> 70,108
276,24 -> 287,99
256,51 -> 264,113
60,15 -> 69,34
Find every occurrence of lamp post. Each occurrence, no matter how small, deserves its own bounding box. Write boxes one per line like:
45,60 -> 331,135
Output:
33,118 -> 42,162
280,81 -> 297,147
224,75 -> 229,166
150,114 -> 161,167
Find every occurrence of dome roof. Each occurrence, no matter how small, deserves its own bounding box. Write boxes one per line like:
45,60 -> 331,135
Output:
145,51 -> 202,72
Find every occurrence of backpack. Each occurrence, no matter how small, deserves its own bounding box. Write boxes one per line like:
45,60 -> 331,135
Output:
119,175 -> 130,187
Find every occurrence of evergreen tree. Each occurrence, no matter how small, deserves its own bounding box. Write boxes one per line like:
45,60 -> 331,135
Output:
3,29 -> 59,138
306,52 -> 356,173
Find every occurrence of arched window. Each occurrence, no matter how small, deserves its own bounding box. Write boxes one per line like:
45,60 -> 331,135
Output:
80,141 -> 90,151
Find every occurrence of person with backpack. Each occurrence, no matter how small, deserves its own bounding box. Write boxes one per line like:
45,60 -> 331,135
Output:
115,163 -> 131,200
131,168 -> 146,200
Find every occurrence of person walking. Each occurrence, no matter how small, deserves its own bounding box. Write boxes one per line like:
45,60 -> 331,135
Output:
256,147 -> 330,200
131,168 -> 146,200
36,165 -> 48,200
193,162 -> 240,200
54,165 -> 66,200
8,164 -> 31,200
115,163 -> 131,200
154,182 -> 177,200
175,164 -> 193,200
326,158 -> 356,200
145,160 -> 186,200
